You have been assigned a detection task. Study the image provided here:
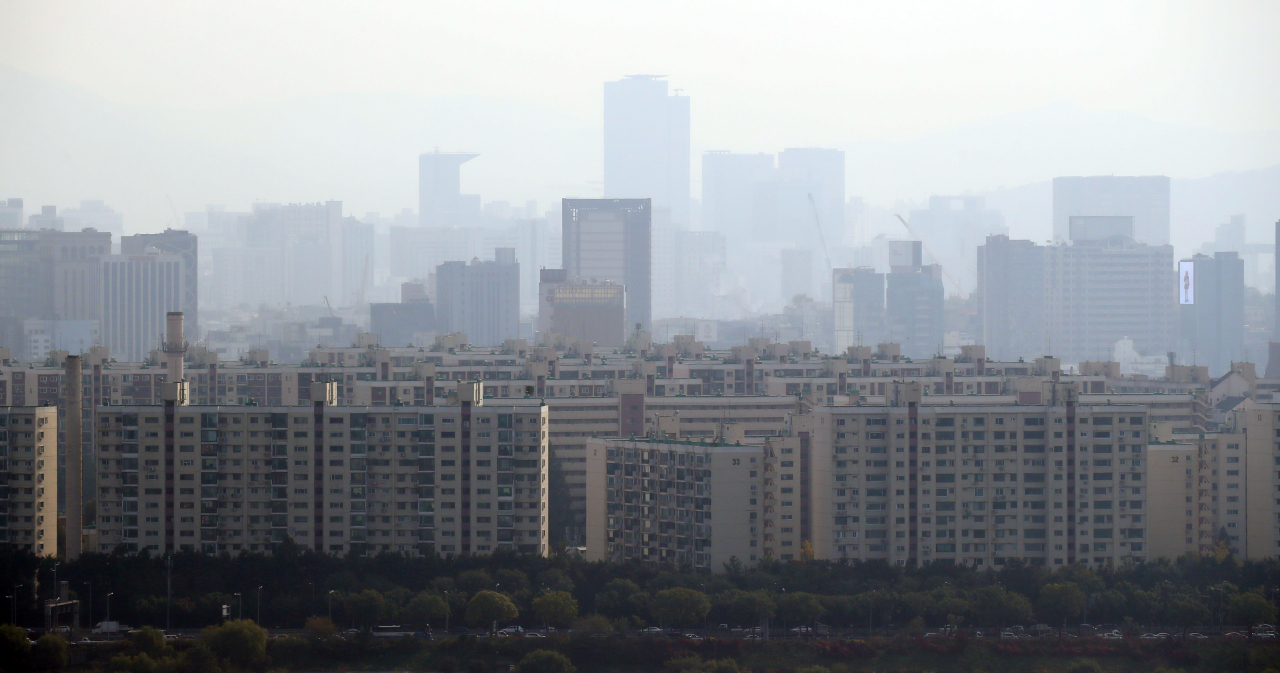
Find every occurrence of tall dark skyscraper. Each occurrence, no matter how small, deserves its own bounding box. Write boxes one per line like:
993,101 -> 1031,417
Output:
603,76 -> 690,227
562,199 -> 652,332
1178,252 -> 1244,374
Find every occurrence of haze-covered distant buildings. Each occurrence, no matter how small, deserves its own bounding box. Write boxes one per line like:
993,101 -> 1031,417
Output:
1053,175 -> 1171,246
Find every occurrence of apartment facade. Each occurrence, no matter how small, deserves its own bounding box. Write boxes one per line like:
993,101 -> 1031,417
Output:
805,382 -> 1152,568
94,382 -> 548,557
0,406 -> 58,556
585,432 -> 804,570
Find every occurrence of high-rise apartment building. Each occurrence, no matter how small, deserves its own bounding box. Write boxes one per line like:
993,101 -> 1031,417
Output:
977,235 -> 1046,361
832,267 -> 885,353
0,406 -> 58,556
603,76 -> 690,227
1178,252 -> 1244,375
419,152 -> 481,227
806,382 -> 1151,568
100,252 -> 186,362
1053,176 -> 1171,246
562,199 -> 652,332
94,382 -> 549,557
585,432 -> 804,570
435,249 -> 519,347
122,229 -> 198,341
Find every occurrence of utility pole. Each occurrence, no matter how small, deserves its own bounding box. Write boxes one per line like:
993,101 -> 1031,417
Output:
166,556 -> 172,632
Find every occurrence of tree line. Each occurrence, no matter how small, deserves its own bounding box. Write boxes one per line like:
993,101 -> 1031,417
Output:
3,542 -> 1279,634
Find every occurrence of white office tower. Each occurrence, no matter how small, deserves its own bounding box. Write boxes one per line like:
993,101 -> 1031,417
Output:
100,252 -> 186,362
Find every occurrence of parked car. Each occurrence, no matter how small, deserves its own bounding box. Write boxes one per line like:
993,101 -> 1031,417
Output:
743,634 -> 762,641
683,633 -> 704,642
642,626 -> 664,634
524,631 -> 546,638
497,626 -> 524,636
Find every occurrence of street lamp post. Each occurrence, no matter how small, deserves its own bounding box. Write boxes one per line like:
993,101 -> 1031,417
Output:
444,591 -> 450,634
328,590 -> 335,622
869,590 -> 875,636
234,593 -> 242,621
257,586 -> 263,625
106,593 -> 114,632
85,582 -> 92,630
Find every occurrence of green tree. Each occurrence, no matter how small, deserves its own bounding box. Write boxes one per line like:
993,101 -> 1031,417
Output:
0,623 -> 33,670
202,618 -> 267,670
404,593 -> 450,629
179,644 -> 221,673
303,615 -> 338,641
970,586 -> 1033,627
570,615 -> 613,639
1229,592 -> 1277,637
32,633 -> 68,670
718,590 -> 775,627
650,588 -> 711,629
1037,583 -> 1086,639
536,569 -> 575,594
457,570 -> 495,595
466,590 -> 519,631
129,625 -> 169,658
532,590 -> 579,627
495,569 -> 531,595
516,649 -> 576,673
777,592 -> 825,628
1163,596 -> 1210,637
342,589 -> 394,628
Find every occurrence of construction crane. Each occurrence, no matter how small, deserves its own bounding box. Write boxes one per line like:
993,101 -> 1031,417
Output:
893,213 -> 963,294
324,296 -> 335,318
807,193 -> 834,275
355,253 -> 370,306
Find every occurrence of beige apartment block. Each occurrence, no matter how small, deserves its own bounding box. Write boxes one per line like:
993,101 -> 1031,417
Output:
94,382 -> 548,557
585,430 -> 803,570
805,381 -> 1151,569
1,406 -> 58,556
1145,442 -> 1200,560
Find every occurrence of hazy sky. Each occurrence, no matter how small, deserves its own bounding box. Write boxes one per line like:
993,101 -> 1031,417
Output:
3,0 -> 1278,148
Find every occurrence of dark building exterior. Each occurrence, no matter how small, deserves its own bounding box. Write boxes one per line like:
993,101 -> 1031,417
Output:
1179,252 -> 1244,375
435,248 -> 519,346
977,234 -> 1046,361
370,301 -> 437,348
562,198 -> 651,332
